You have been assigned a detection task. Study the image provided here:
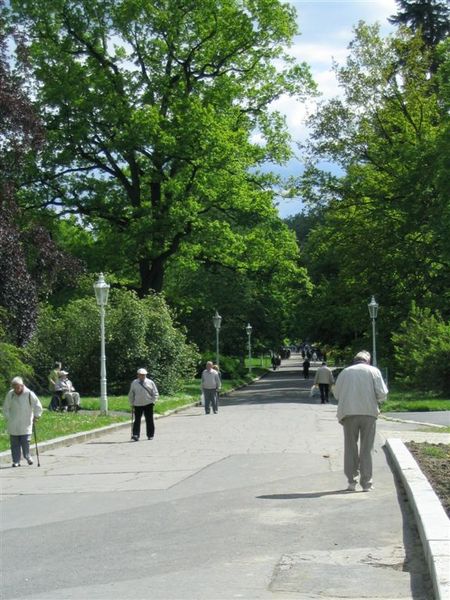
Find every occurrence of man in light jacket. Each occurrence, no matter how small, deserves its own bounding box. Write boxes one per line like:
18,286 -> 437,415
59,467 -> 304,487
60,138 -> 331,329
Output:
128,368 -> 159,441
3,377 -> 43,467
201,361 -> 221,414
314,362 -> 335,404
334,351 -> 388,492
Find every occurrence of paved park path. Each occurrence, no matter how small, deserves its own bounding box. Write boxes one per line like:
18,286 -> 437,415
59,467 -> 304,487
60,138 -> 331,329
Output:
1,354 -> 437,599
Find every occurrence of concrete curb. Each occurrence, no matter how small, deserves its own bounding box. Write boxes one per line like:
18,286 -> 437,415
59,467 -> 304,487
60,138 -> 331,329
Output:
386,438 -> 450,600
0,402 -> 198,464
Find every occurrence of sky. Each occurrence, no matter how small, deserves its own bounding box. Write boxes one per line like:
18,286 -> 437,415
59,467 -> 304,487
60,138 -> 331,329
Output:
274,0 -> 398,218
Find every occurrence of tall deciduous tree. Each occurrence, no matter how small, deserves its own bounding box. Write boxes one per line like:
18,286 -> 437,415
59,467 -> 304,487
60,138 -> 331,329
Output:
294,24 -> 449,357
9,0 -> 314,296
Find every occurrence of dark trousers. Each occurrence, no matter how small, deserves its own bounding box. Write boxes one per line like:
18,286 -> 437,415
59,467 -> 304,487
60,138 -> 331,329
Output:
319,383 -> 330,403
132,404 -> 155,438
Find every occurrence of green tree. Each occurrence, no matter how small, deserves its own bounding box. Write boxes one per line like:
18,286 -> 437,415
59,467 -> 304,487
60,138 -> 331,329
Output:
389,0 -> 449,48
9,0 -> 314,295
392,303 -> 450,394
295,24 -> 449,356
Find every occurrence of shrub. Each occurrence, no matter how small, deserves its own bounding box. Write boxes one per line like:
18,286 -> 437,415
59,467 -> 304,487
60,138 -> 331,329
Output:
26,287 -> 199,397
0,342 -> 34,400
392,303 -> 450,396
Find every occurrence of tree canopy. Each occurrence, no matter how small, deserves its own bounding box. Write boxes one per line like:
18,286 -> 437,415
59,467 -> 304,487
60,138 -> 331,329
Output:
9,0 -> 315,296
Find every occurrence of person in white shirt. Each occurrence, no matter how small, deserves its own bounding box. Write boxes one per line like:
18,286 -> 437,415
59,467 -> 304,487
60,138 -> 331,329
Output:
2,377 -> 43,467
55,371 -> 81,411
334,351 -> 388,492
201,361 -> 221,414
128,368 -> 159,441
314,362 -> 335,404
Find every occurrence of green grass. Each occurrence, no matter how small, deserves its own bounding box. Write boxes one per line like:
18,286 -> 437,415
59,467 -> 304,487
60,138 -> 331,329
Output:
381,387 -> 450,413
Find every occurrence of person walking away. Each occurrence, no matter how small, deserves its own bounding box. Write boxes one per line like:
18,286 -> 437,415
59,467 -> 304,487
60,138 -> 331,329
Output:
201,361 -> 221,414
314,362 -> 335,404
334,351 -> 388,492
55,371 -> 81,411
128,368 -> 159,441
2,377 -> 43,467
302,358 -> 310,379
48,361 -> 62,411
271,354 -> 277,370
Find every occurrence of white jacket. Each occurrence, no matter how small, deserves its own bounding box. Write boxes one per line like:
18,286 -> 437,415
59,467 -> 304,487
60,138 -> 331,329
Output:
201,369 -> 221,390
2,386 -> 43,435
314,365 -> 335,385
334,362 -> 388,423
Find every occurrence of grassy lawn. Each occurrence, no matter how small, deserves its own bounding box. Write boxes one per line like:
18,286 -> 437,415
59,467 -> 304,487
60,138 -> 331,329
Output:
0,370 -> 267,453
381,387 -> 450,413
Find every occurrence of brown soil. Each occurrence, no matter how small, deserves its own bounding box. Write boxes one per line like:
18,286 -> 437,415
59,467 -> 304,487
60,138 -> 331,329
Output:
406,442 -> 450,518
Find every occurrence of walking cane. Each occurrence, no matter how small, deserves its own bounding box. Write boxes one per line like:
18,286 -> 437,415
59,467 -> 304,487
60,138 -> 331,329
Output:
131,406 -> 134,440
33,420 -> 41,467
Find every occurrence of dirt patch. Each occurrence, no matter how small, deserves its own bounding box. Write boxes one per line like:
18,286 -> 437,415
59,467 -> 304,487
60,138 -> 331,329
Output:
406,442 -> 450,518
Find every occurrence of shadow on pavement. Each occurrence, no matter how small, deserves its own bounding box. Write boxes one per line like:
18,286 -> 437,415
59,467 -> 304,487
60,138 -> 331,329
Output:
257,490 -> 349,499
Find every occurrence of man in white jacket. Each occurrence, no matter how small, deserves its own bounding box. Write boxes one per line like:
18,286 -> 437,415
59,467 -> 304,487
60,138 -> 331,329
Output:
314,362 -> 335,404
201,361 -> 221,414
334,351 -> 388,492
3,377 -> 43,467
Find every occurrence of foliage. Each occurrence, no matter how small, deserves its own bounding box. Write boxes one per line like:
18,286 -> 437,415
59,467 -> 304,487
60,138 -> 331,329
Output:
8,0 -> 315,296
388,0 -> 450,49
26,286 -> 199,397
0,342 -> 34,399
392,303 -> 450,395
291,23 -> 449,356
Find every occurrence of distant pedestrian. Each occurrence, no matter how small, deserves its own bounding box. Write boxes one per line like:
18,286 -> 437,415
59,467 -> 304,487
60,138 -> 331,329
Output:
334,351 -> 388,492
2,377 -> 43,467
201,361 -> 221,414
302,358 -> 310,379
271,354 -> 278,370
128,368 -> 159,441
314,362 -> 335,403
48,361 -> 62,411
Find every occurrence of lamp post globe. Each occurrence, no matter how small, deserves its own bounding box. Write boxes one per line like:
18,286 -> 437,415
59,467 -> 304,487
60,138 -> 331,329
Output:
212,311 -> 222,368
93,273 -> 110,414
367,295 -> 379,367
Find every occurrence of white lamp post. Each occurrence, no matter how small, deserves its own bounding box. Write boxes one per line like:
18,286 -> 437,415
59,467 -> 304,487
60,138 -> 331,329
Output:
93,273 -> 110,414
368,295 -> 379,367
246,323 -> 253,374
212,311 -> 222,368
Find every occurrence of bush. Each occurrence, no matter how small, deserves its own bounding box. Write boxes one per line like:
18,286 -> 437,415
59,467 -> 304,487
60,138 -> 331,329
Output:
392,303 -> 450,396
26,287 -> 199,396
0,342 -> 34,400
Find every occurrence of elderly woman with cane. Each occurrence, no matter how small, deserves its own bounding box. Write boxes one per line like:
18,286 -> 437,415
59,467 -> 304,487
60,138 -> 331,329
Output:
2,376 -> 43,467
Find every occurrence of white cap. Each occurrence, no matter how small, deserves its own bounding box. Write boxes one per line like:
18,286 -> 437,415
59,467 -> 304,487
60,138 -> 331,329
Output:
137,368 -> 147,375
11,376 -> 24,386
354,351 -> 371,363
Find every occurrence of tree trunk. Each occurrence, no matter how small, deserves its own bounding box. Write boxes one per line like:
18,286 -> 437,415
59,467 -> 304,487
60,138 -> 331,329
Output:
139,257 -> 165,296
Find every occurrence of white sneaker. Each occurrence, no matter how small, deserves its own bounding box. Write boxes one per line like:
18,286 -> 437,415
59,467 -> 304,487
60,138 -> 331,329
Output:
346,482 -> 357,491
362,484 -> 374,492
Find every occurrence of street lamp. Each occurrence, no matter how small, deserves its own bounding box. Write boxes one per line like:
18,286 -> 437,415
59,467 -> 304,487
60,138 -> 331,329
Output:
93,273 -> 110,414
246,323 -> 253,374
368,295 -> 379,367
212,311 -> 222,368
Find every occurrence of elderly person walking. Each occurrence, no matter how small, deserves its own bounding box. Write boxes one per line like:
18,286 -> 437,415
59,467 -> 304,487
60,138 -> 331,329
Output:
314,361 -> 335,404
334,351 -> 388,492
2,377 -> 43,467
128,368 -> 159,441
201,361 -> 221,414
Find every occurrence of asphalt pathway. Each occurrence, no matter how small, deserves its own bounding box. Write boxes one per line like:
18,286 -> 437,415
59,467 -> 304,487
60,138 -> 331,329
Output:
0,355 -> 436,599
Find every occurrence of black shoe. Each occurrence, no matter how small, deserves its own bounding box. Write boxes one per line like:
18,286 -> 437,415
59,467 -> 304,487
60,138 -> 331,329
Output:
213,411 -> 218,414
205,411 -> 210,414
148,436 -> 154,440
131,435 -> 139,442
